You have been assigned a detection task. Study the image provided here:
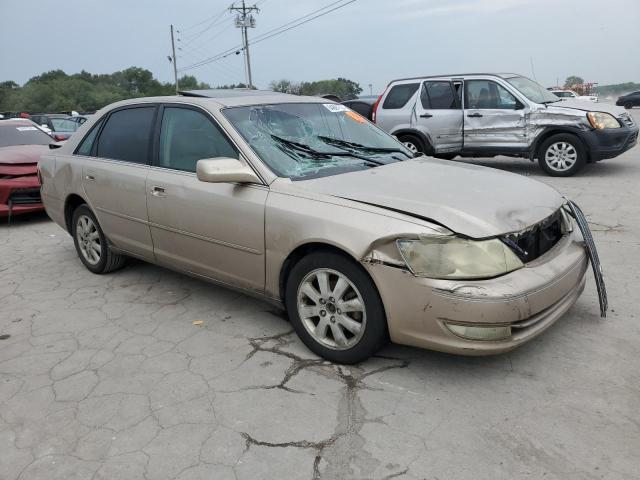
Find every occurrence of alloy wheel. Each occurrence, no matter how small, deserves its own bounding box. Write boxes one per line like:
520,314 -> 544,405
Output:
296,268 -> 366,350
403,141 -> 418,153
545,141 -> 577,172
76,215 -> 101,265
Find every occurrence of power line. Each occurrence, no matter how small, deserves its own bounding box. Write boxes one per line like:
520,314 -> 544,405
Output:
178,0 -> 357,73
178,6 -> 228,33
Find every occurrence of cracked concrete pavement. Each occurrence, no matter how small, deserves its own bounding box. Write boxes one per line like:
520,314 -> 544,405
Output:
1,109 -> 639,479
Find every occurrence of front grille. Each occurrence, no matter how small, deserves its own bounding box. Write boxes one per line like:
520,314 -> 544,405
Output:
8,188 -> 41,205
501,210 -> 564,263
619,113 -> 636,128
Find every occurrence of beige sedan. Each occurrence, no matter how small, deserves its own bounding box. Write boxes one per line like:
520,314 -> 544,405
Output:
39,92 -> 603,363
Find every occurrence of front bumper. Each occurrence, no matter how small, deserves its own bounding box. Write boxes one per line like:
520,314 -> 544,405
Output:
364,229 -> 588,355
0,175 -> 44,217
581,124 -> 638,161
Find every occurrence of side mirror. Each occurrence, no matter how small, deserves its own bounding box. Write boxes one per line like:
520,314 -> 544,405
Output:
514,100 -> 525,110
196,157 -> 261,184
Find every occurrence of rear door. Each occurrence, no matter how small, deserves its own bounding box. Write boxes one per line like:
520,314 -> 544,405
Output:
463,79 -> 528,152
81,105 -> 156,259
146,105 -> 267,292
414,80 -> 463,152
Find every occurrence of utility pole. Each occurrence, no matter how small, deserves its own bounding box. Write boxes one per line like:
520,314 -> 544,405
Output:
170,24 -> 179,95
368,83 -> 373,96
230,1 -> 259,89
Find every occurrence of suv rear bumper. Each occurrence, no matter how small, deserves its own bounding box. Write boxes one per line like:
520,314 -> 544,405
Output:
580,124 -> 638,161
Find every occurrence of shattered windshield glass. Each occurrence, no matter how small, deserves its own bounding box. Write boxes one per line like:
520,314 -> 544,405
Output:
223,103 -> 412,180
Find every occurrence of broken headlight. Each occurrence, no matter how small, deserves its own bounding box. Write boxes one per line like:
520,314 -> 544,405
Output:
396,236 -> 523,280
587,112 -> 620,130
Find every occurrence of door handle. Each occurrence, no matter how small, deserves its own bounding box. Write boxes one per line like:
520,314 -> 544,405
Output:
420,113 -> 433,118
151,186 -> 166,197
467,113 -> 483,118
85,174 -> 95,181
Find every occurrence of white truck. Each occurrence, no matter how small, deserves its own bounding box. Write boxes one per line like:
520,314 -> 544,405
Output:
550,89 -> 598,102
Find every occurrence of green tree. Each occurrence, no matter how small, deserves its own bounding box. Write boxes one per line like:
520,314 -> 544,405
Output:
269,79 -> 301,94
565,75 -> 585,87
299,78 -> 362,100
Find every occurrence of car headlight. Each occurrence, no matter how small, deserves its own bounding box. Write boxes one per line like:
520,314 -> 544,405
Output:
587,112 -> 620,129
396,236 -> 524,280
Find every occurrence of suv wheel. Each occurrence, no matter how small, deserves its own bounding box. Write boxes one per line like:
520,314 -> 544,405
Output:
538,134 -> 586,177
397,134 -> 428,155
285,251 -> 388,364
624,102 -> 633,110
72,205 -> 126,274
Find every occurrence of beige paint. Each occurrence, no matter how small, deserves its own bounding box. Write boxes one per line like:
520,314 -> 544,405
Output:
39,94 -> 589,355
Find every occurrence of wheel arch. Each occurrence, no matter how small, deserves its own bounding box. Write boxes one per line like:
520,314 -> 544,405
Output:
278,241 -> 366,305
64,193 -> 89,234
531,127 -> 591,163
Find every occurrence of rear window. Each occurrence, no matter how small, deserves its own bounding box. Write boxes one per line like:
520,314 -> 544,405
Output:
0,124 -> 52,147
382,83 -> 419,109
96,107 -> 155,164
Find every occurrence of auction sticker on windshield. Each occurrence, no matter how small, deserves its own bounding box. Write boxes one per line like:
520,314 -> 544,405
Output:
323,103 -> 348,112
16,126 -> 38,131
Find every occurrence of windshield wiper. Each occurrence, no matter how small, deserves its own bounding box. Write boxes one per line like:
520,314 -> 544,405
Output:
541,99 -> 561,105
270,135 -> 386,166
316,135 -> 413,159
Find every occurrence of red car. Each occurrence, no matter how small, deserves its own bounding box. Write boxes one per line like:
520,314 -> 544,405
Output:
0,120 -> 52,217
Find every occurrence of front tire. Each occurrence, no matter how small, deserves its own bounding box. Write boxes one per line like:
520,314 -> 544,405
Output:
538,133 -> 586,177
624,102 -> 633,110
285,251 -> 387,364
72,205 -> 126,274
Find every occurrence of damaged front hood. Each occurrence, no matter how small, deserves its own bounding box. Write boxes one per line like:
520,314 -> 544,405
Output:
296,158 -> 565,238
549,100 -> 625,116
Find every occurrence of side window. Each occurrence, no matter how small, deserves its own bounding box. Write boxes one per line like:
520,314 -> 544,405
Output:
382,83 -> 419,109
96,107 -> 155,164
465,80 -> 518,109
75,118 -> 104,156
420,81 -> 459,109
158,107 -> 238,173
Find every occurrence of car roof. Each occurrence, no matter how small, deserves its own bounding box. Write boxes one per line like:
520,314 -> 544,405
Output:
0,119 -> 39,127
101,91 -> 330,110
388,73 -> 521,83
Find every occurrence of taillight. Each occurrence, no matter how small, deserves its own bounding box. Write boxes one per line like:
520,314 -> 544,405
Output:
371,87 -> 387,123
53,134 -> 66,141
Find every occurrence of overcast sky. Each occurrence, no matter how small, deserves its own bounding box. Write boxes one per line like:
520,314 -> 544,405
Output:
1,0 -> 638,92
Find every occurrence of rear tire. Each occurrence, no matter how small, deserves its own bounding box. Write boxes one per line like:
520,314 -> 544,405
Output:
285,251 -> 388,364
72,205 -> 126,274
538,133 -> 586,177
397,134 -> 429,156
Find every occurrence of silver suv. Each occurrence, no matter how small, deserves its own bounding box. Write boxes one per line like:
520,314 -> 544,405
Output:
373,73 -> 638,176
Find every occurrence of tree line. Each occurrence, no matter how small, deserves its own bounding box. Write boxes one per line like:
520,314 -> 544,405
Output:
0,68 -> 363,113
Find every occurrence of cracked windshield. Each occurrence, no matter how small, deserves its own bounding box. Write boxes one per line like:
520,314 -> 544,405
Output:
223,102 -> 412,179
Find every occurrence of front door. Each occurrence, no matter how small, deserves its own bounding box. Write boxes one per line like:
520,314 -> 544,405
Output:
463,79 -> 528,151
81,105 -> 156,259
414,80 -> 463,153
146,105 -> 267,292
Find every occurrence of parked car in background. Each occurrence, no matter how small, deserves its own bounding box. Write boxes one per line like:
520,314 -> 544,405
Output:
373,73 -> 637,176
30,114 -> 79,140
67,115 -> 92,126
341,96 -> 377,121
0,119 -> 52,217
616,91 -> 640,109
550,89 -> 598,102
39,92 -> 604,362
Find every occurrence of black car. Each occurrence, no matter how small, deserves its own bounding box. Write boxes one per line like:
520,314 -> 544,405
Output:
341,96 -> 378,121
616,91 -> 640,109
